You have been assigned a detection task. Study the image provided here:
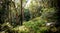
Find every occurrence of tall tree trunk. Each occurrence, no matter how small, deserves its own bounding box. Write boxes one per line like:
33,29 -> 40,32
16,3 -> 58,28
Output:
20,0 -> 23,25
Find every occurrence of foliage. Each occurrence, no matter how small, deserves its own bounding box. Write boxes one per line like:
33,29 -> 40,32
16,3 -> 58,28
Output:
0,0 -> 60,33
23,17 -> 49,33
41,7 -> 57,22
24,9 -> 31,21
0,17 -> 49,33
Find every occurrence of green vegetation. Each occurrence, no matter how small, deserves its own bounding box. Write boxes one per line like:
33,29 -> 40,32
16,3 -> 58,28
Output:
0,0 -> 60,33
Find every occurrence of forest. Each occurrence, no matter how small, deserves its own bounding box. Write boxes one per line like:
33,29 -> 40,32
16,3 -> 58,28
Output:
0,0 -> 60,33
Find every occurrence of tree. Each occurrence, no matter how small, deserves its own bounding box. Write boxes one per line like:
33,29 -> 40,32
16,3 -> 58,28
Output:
0,0 -> 11,24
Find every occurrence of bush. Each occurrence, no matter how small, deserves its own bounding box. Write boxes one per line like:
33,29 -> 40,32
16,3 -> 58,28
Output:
23,17 -> 49,33
41,7 -> 57,22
